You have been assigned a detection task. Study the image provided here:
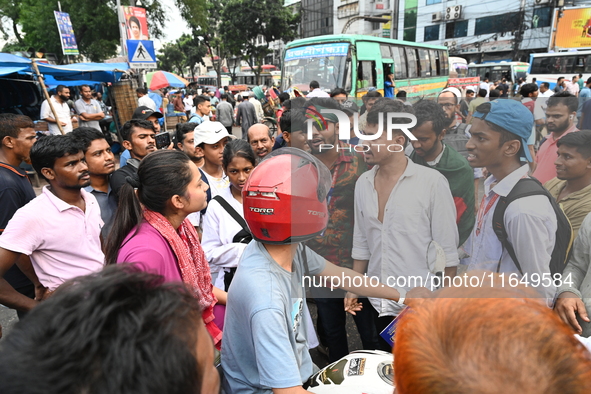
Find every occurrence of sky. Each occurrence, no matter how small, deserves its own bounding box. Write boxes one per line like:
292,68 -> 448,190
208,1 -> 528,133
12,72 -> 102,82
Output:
156,0 -> 190,50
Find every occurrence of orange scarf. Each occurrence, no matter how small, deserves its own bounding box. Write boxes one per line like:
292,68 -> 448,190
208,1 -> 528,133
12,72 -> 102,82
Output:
143,209 -> 222,347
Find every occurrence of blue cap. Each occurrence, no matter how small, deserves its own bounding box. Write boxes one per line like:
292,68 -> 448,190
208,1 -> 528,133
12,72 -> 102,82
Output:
473,99 -> 534,162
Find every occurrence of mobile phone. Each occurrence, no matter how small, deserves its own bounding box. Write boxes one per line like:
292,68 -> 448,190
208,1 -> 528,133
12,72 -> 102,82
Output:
155,132 -> 171,150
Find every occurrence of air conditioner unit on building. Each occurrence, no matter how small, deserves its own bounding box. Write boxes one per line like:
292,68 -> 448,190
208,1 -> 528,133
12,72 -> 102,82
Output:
445,5 -> 462,20
432,12 -> 442,22
534,0 -> 550,4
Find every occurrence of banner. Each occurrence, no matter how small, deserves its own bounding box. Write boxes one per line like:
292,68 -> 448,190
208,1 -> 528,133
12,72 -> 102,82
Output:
122,6 -> 149,40
554,8 -> 591,49
54,11 -> 79,55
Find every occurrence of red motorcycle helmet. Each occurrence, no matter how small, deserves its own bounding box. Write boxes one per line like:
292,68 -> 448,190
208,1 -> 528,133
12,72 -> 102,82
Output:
242,148 -> 331,244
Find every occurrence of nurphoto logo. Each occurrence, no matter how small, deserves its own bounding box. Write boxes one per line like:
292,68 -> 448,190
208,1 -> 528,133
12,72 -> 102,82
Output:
305,107 -> 417,153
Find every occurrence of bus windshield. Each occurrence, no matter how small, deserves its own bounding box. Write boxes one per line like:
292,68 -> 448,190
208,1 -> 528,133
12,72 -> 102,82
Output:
282,42 -> 349,92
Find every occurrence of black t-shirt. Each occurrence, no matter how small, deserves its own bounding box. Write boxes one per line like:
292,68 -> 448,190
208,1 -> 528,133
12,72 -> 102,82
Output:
0,162 -> 36,289
110,161 -> 138,200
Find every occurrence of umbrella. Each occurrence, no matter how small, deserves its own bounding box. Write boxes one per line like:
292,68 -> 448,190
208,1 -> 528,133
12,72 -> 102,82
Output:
146,70 -> 189,90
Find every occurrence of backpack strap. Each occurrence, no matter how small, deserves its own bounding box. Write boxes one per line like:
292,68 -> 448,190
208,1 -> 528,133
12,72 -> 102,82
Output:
212,195 -> 250,233
199,168 -> 211,215
492,178 -> 546,276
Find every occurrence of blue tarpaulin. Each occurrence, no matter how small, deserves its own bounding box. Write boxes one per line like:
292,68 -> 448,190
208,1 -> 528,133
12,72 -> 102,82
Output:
0,54 -> 129,83
0,53 -> 32,76
36,62 -> 129,83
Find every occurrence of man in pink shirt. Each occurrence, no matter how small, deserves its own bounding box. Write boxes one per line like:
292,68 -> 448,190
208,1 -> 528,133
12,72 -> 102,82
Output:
533,92 -> 579,184
0,134 -> 104,313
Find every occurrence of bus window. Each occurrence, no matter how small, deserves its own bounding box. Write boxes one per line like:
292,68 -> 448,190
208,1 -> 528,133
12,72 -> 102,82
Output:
357,61 -> 376,90
429,50 -> 439,76
418,49 -> 431,77
531,56 -> 552,73
574,55 -> 586,74
344,58 -> 352,92
380,45 -> 392,59
440,50 -> 449,76
468,67 -> 478,77
585,55 -> 591,73
392,46 -> 408,79
406,48 -> 418,78
564,56 -> 576,73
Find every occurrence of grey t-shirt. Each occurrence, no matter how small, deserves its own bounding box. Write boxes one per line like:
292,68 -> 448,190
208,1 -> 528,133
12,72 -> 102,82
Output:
222,241 -> 326,393
74,98 -> 102,130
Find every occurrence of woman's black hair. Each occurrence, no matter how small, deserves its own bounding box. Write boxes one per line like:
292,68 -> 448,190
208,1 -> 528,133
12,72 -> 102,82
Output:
222,139 -> 256,170
105,150 -> 193,266
128,16 -> 140,30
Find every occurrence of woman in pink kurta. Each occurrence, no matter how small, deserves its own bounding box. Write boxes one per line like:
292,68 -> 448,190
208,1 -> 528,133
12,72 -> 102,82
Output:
105,150 -> 224,348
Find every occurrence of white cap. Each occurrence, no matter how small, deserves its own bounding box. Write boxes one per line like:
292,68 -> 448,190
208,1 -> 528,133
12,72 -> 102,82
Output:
439,87 -> 462,100
193,121 -> 236,147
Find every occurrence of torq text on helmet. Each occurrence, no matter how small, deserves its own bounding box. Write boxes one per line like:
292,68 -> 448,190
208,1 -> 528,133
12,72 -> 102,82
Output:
307,109 -> 417,152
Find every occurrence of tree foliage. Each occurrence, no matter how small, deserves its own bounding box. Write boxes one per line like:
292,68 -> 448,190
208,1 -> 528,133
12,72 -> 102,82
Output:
220,0 -> 299,83
0,0 -> 207,63
156,34 -> 207,78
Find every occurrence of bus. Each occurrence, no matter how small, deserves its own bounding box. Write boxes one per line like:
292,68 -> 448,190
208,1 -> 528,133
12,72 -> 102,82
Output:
467,61 -> 528,87
193,75 -> 231,88
234,71 -> 274,88
447,56 -> 480,91
528,51 -> 591,89
281,34 -> 449,98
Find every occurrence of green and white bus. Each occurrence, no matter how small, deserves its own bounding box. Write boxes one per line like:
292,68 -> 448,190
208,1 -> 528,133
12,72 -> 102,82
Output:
281,34 -> 449,98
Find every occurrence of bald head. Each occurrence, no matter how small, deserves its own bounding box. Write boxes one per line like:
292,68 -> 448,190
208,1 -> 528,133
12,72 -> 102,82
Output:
247,124 -> 274,159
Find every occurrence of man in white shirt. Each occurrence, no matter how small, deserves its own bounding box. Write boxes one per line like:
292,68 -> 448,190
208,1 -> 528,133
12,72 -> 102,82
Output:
183,91 -> 194,117
461,99 -> 557,300
136,88 -> 157,111
539,82 -> 554,98
40,85 -> 76,135
306,80 -> 330,98
349,99 -> 459,351
248,92 -> 264,123
479,78 -> 490,97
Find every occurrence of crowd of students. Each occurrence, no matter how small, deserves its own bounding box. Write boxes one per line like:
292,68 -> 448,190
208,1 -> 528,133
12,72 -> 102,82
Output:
1,81 -> 591,392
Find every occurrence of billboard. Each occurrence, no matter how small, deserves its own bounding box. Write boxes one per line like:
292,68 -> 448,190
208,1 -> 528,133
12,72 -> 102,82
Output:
54,11 -> 79,55
122,6 -> 149,40
554,7 -> 591,49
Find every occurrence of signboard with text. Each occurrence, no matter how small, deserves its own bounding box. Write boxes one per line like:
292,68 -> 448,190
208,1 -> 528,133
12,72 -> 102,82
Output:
54,11 -> 79,55
554,7 -> 591,49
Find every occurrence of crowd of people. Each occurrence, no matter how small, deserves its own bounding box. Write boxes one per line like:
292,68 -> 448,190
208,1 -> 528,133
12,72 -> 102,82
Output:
1,77 -> 591,393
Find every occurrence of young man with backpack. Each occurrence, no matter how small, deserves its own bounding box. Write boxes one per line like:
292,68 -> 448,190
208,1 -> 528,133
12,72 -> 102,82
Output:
461,99 -> 571,300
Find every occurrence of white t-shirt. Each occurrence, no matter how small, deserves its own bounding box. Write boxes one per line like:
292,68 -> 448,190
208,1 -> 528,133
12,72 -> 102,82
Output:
40,97 -> 73,134
186,169 -> 230,226
201,187 -> 248,287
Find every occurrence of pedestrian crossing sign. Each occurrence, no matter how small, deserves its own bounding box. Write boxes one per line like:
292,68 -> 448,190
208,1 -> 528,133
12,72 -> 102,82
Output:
127,40 -> 157,69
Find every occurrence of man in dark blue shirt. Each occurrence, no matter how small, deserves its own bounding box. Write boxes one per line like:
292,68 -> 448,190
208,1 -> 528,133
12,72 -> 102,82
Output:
0,114 -> 38,318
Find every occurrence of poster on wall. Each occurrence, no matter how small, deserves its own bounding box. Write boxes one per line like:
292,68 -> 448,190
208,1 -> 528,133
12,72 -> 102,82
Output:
122,6 -> 149,40
554,7 -> 591,49
54,11 -> 79,55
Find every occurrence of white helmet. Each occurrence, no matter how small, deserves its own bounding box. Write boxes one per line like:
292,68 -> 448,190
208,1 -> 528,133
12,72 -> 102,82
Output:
305,350 -> 394,393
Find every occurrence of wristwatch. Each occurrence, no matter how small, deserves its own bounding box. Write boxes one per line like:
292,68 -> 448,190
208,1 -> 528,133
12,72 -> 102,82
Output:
397,288 -> 407,305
